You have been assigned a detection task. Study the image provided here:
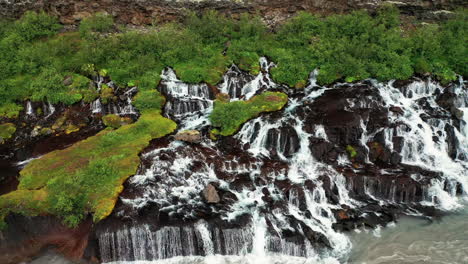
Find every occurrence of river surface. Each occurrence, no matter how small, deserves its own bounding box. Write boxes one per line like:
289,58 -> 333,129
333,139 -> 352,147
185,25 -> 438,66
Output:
348,205 -> 468,264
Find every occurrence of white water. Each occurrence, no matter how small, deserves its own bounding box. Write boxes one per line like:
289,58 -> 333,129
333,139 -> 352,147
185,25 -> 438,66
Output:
99,65 -> 467,263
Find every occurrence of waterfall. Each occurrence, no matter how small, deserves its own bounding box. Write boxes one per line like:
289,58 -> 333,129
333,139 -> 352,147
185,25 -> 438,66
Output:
44,101 -> 55,118
25,101 -> 34,117
91,99 -> 102,114
160,68 -> 214,130
375,79 -> 468,210
120,87 -> 138,115
219,57 -> 277,101
97,68 -> 467,264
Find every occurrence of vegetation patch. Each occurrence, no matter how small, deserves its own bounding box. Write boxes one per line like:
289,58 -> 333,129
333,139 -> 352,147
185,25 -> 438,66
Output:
0,92 -> 176,228
346,145 -> 358,158
1,9 -> 466,115
0,103 -> 23,119
0,123 -> 16,143
210,91 -> 288,136
102,114 -> 133,129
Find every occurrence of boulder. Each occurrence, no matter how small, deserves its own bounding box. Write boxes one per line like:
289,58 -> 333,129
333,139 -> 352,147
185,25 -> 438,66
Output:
203,184 -> 220,204
174,130 -> 201,143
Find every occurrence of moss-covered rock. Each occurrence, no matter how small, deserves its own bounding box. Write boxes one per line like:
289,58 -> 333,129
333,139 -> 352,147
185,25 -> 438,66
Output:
102,114 -> 133,129
0,103 -> 23,119
210,91 -> 288,136
0,92 -> 176,228
0,123 -> 16,143
100,84 -> 115,104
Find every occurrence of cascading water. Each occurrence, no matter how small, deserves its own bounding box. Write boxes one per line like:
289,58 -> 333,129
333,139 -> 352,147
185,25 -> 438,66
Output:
96,58 -> 467,264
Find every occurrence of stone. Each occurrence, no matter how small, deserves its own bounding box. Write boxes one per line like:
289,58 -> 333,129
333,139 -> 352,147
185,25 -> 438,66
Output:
174,130 -> 201,143
203,184 -> 220,204
389,106 -> 404,115
450,106 -> 464,120
62,76 -> 73,86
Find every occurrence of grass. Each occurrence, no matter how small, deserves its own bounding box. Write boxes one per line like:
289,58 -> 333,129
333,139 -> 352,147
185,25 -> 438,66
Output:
210,91 -> 288,136
0,92 -> 176,227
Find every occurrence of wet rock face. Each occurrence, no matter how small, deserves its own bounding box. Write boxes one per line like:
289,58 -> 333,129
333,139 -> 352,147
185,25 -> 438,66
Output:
91,61 -> 467,263
0,214 -> 95,264
1,59 -> 466,263
0,0 -> 464,26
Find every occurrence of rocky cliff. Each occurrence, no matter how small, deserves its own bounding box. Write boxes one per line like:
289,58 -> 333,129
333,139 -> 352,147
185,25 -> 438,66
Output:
1,0 -> 466,26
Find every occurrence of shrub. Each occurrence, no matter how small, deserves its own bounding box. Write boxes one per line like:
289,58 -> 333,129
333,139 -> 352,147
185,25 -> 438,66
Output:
14,11 -> 61,42
79,12 -> 114,38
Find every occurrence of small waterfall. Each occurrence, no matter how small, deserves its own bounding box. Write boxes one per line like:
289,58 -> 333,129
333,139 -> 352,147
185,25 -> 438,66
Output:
91,99 -> 102,114
160,68 -> 214,129
120,87 -> 138,115
44,101 -> 55,118
219,57 -> 277,101
25,101 -> 34,117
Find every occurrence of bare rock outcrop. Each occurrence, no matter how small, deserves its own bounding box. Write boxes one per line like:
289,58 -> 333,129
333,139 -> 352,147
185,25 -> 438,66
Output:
0,0 -> 465,27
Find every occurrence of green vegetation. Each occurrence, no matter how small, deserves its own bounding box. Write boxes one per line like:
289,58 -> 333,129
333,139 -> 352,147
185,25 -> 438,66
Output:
102,114 -> 133,129
346,145 -> 358,158
0,103 -> 23,119
0,92 -> 176,228
0,123 -> 16,143
210,91 -> 288,136
1,9 -> 466,118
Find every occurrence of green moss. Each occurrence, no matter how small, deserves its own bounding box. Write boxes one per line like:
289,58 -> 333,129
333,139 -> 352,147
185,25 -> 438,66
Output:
102,114 -> 133,129
0,103 -> 23,119
346,145 -> 357,158
0,93 -> 176,227
210,91 -> 288,136
100,84 -> 114,104
0,123 -> 16,143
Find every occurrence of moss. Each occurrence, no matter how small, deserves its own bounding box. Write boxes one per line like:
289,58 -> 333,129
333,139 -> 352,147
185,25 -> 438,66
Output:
102,114 -> 133,129
99,69 -> 109,77
346,145 -> 357,158
0,123 -> 16,143
51,115 -> 67,130
100,84 -> 115,104
0,92 -> 176,228
0,103 -> 23,119
64,124 -> 80,134
210,91 -> 288,136
39,127 -> 53,136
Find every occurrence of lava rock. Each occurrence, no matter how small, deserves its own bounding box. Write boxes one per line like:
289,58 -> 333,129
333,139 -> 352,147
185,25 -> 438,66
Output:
203,184 -> 220,204
174,130 -> 201,143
